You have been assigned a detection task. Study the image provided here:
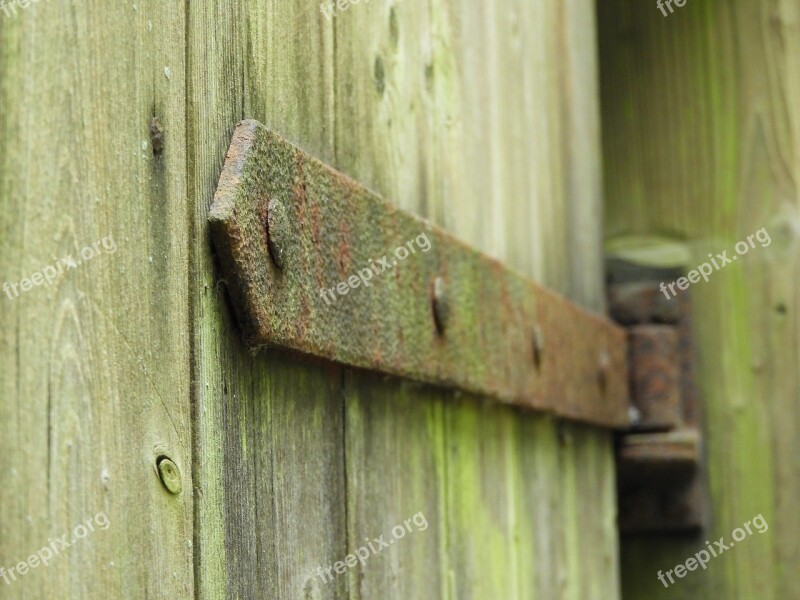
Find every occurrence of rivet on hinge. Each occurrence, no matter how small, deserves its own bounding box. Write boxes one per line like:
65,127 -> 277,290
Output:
266,197 -> 290,270
597,349 -> 611,394
431,276 -> 450,335
532,325 -> 544,370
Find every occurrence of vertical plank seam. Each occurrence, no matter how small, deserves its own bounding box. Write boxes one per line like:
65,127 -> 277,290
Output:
442,403 -> 452,600
341,368 -> 353,599
184,1 -> 202,598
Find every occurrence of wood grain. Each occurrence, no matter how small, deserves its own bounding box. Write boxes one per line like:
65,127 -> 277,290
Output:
333,0 -> 620,598
188,1 -> 349,598
1,0 -> 624,598
599,0 -> 800,597
0,1 -> 193,598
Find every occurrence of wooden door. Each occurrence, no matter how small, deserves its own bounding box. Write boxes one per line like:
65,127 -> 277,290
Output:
1,1 -> 621,598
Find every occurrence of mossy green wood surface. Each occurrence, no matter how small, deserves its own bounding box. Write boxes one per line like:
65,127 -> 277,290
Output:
599,0 -> 800,598
189,1 -> 349,598
331,0 -> 620,599
190,0 -> 622,598
0,2 -> 193,599
1,1 -> 622,600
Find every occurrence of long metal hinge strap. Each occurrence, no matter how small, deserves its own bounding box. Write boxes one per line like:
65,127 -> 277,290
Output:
209,120 -> 630,428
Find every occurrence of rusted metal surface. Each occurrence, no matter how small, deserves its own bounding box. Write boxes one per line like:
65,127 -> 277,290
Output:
610,278 -> 701,428
608,281 -> 681,325
617,430 -> 699,486
618,480 -> 705,533
209,120 -> 630,427
628,325 -> 681,431
676,291 -> 701,427
607,263 -> 707,533
617,431 -> 704,533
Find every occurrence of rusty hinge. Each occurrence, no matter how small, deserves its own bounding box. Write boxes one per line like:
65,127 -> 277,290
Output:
608,262 -> 707,533
208,120 -> 631,428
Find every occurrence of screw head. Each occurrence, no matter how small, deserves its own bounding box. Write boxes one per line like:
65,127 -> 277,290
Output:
432,276 -> 450,335
157,457 -> 182,495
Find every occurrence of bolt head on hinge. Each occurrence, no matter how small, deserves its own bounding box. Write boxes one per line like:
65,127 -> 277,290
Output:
532,325 -> 544,370
432,276 -> 450,334
266,198 -> 290,270
597,349 -> 611,394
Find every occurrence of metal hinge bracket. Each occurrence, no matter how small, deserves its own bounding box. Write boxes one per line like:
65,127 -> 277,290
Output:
208,120 -> 631,428
608,261 -> 708,533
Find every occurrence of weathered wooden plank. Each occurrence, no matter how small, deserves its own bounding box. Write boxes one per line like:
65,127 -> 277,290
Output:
188,1 -> 348,599
342,375 -> 446,598
331,3 -> 451,599
186,4 -> 247,597
331,0 -> 531,597
599,0 -> 800,597
428,0 -> 531,583
422,0 -> 621,596
556,7 -> 625,595
424,0 -> 558,594
444,399 -> 521,600
427,0 -> 621,597
0,1 -> 193,598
